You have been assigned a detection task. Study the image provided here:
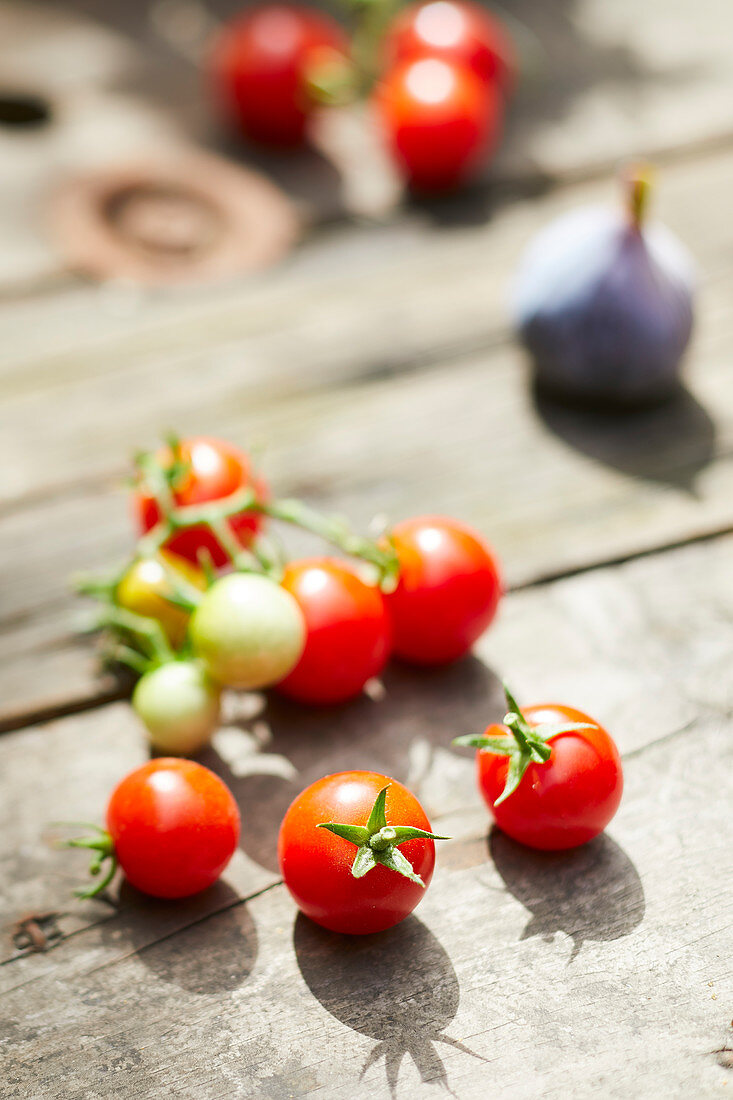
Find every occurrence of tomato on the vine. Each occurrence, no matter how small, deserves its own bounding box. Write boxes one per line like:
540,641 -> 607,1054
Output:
277,558 -> 391,705
134,436 -> 267,569
373,57 -> 501,191
131,660 -> 221,756
384,1 -> 515,92
189,572 -> 305,690
115,551 -> 206,649
209,4 -> 349,147
278,771 -> 447,934
455,686 -> 623,850
65,759 -> 240,899
385,515 -> 502,665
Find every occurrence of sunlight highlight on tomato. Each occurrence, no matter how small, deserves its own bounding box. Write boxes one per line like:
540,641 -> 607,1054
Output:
386,515 -> 502,664
476,704 -> 623,850
279,771 -> 439,933
374,57 -> 501,191
385,1 -> 515,91
107,759 -> 240,897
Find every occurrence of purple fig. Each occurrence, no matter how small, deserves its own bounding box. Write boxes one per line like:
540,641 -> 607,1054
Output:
513,167 -> 696,406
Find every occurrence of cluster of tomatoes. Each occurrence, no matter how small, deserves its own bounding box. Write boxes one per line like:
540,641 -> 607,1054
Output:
209,1 -> 515,191
64,433 -> 623,935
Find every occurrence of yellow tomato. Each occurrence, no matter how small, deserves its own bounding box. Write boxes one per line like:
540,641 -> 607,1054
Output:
116,552 -> 206,649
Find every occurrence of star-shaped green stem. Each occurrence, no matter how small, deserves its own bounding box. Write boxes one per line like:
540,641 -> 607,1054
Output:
453,682 -> 597,806
317,786 -> 449,886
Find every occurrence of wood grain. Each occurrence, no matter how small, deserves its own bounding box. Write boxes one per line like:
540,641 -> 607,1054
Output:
2,535 -> 731,1096
4,149 -> 733,726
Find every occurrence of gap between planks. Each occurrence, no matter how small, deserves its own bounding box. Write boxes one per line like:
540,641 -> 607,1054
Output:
5,517 -> 733,737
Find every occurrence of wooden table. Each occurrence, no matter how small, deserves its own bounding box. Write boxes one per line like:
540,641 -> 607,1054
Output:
2,1 -> 732,1096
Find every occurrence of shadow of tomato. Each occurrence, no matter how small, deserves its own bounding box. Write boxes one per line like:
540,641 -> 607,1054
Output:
294,913 -> 482,1096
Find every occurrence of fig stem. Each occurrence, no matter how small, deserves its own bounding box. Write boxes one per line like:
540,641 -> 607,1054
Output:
625,162 -> 653,230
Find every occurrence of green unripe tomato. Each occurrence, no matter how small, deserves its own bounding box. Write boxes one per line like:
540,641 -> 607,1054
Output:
189,572 -> 306,690
132,660 -> 221,755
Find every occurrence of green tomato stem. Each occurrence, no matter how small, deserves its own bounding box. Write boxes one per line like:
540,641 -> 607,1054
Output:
96,606 -> 175,667
452,682 -> 598,806
133,440 -> 399,586
317,785 -> 449,886
61,828 -> 118,899
254,497 -> 400,590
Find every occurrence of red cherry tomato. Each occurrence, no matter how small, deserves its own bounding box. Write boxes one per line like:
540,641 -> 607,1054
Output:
476,704 -> 623,851
134,436 -> 267,569
278,771 -> 437,934
373,57 -> 501,191
107,759 -> 240,897
277,558 -> 391,705
386,515 -> 502,664
209,4 -> 348,146
385,1 -> 515,92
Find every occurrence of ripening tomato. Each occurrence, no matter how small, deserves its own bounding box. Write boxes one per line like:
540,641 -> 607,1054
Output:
116,552 -> 206,649
277,558 -> 391,705
209,4 -> 349,146
66,759 -> 240,899
134,436 -> 267,569
373,57 -> 501,191
385,515 -> 502,664
457,689 -> 623,850
131,660 -> 221,756
278,771 -> 446,934
189,572 -> 305,690
384,1 -> 515,92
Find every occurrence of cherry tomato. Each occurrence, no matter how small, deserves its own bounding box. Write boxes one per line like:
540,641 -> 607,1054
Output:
134,436 -> 268,569
373,57 -> 501,191
277,558 -> 391,705
279,771 -> 442,934
131,660 -> 221,756
474,703 -> 623,850
116,551 -> 206,649
190,572 -> 305,690
385,515 -> 502,664
209,4 -> 349,147
384,1 -> 515,92
107,759 -> 240,897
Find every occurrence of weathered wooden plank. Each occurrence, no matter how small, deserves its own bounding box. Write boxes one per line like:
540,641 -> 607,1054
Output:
4,114 -> 733,728
2,254 -> 733,726
0,699 -> 279,999
2,142 -> 733,417
1,700 -> 730,1095
3,530 -> 733,936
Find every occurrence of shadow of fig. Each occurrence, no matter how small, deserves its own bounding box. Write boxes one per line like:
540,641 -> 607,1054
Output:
534,382 -> 715,495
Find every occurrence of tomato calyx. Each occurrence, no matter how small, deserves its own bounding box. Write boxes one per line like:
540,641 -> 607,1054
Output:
55,824 -> 118,899
317,784 -> 448,886
305,49 -> 361,107
453,682 -> 597,806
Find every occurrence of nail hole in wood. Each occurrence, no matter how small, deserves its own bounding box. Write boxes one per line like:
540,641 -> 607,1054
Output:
0,92 -> 52,129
